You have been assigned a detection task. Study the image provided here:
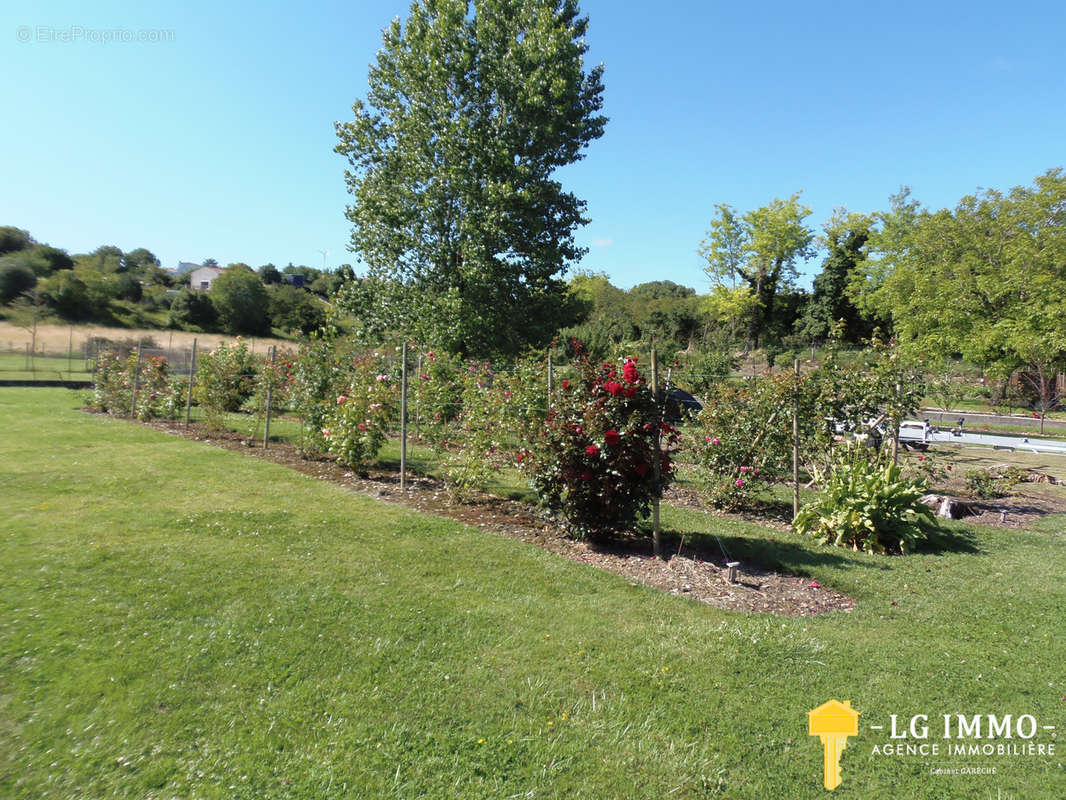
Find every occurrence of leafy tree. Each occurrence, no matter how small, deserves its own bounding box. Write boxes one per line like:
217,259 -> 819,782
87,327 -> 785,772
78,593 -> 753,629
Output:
168,289 -> 218,330
800,210 -> 874,343
210,264 -> 271,335
335,0 -> 606,358
202,258 -> 219,268
123,248 -> 160,274
114,272 -> 143,302
0,259 -> 37,303
268,283 -> 326,334
0,247 -> 73,279
701,194 -> 815,347
259,263 -> 282,285
76,246 -> 124,274
0,226 -> 34,255
38,271 -> 92,319
872,169 -> 1066,429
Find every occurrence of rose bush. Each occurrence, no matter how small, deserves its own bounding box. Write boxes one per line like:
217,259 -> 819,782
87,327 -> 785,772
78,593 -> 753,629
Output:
522,346 -> 676,537
686,373 -> 797,510
323,352 -> 399,475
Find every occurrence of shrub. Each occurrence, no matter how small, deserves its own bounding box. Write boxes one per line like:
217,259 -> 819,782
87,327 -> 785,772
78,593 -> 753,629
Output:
964,466 -> 1025,499
412,349 -> 464,446
195,339 -> 258,429
90,349 -> 185,420
289,336 -> 356,454
323,352 -> 399,475
793,446 -> 939,554
522,348 -> 675,537
686,373 -> 796,510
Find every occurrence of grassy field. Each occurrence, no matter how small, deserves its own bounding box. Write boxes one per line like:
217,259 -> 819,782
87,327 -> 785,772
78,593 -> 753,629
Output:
0,321 -> 291,357
2,389 -> 1065,798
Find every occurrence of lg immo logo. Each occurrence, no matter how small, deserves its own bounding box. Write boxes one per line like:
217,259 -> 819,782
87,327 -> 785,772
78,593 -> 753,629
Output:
808,700 -> 1058,791
808,700 -> 859,790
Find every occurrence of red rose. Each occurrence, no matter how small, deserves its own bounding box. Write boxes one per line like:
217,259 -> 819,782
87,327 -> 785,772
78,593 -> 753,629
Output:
562,379 -> 570,390
624,386 -> 637,398
585,444 -> 599,457
605,381 -> 623,396
604,429 -> 621,446
623,359 -> 639,384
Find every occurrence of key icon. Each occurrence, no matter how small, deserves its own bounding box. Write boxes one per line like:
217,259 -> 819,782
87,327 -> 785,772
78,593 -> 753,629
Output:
808,700 -> 859,790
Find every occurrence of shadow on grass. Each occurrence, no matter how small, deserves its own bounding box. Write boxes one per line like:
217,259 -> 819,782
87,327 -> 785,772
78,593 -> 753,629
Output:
583,526 -> 886,578
911,523 -> 981,555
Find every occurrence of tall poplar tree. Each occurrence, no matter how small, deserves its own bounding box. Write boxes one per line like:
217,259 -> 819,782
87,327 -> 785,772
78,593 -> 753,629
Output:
335,0 -> 606,358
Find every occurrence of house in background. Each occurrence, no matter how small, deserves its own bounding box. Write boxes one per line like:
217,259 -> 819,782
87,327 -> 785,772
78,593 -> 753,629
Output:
189,265 -> 224,291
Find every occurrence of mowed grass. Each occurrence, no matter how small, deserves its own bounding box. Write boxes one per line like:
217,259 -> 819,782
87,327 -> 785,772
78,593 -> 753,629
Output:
1,390 -> 1065,798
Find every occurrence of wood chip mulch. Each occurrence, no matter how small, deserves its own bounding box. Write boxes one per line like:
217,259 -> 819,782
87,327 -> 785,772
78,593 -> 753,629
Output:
127,415 -> 855,617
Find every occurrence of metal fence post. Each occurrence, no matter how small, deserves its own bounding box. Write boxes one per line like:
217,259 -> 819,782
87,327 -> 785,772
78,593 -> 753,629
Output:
400,342 -> 408,491
130,341 -> 143,417
185,339 -> 197,428
263,346 -> 276,449
793,358 -> 801,521
651,346 -> 661,559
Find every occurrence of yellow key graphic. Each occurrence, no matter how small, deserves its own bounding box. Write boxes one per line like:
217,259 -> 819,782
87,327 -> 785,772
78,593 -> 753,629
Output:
808,700 -> 859,790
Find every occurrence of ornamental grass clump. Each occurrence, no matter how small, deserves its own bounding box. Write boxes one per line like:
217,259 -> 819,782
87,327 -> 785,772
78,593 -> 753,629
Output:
523,347 -> 676,538
793,444 -> 939,555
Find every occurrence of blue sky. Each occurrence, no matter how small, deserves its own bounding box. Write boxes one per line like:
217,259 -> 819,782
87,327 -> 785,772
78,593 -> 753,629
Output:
3,0 -> 1064,290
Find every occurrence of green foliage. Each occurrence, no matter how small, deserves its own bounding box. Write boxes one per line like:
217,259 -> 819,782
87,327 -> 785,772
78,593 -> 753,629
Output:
195,339 -> 259,428
964,466 -> 1026,499
439,361 -> 502,500
674,348 -> 737,397
0,259 -> 37,303
288,336 -> 357,454
168,289 -> 218,330
687,373 -> 795,509
700,194 -> 814,346
0,225 -> 34,255
324,353 -> 400,474
334,0 -> 606,358
870,170 -> 1066,407
267,283 -> 326,335
259,263 -> 282,284
89,349 -> 185,420
38,270 -> 93,319
522,349 -> 675,537
799,209 -> 875,343
793,445 -> 939,554
210,264 -> 271,335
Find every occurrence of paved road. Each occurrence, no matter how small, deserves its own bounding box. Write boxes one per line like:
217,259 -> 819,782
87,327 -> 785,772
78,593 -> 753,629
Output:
920,408 -> 1066,434
904,428 -> 1066,455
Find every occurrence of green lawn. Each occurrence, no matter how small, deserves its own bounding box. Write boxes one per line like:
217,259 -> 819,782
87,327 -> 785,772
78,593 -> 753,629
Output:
2,388 -> 1064,798
0,352 -> 92,382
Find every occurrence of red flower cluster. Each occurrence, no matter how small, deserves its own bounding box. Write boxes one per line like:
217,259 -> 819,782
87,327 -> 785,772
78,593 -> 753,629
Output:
604,429 -> 621,446
623,358 -> 639,384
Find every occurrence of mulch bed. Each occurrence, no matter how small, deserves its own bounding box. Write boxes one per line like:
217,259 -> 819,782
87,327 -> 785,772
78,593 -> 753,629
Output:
126,415 -> 860,616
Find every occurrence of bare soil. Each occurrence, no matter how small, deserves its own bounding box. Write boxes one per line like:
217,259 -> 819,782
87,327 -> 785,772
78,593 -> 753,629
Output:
132,415 -> 857,617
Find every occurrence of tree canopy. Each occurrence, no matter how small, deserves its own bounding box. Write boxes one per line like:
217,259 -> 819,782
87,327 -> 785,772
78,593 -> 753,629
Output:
868,169 -> 1066,409
335,0 -> 606,358
700,194 -> 814,347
